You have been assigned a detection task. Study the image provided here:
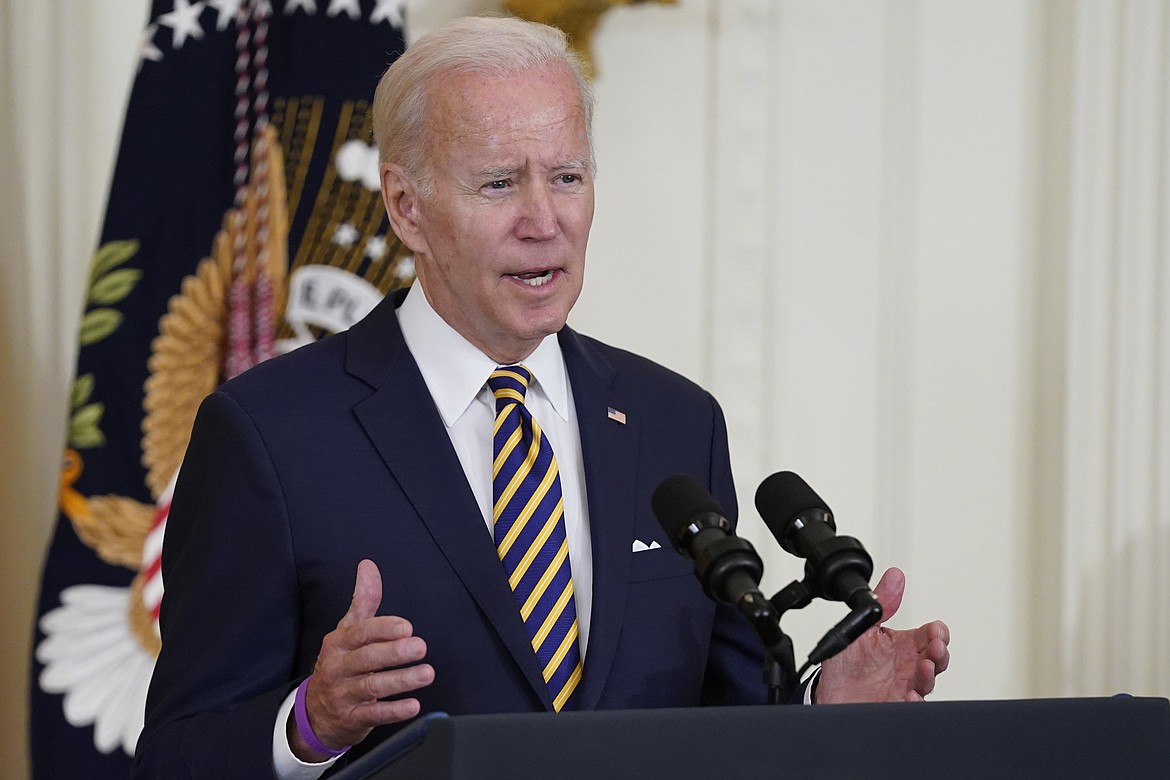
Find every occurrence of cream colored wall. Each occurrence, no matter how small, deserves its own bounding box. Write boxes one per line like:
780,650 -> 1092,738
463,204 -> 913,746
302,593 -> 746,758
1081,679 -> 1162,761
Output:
574,0 -> 1042,702
3,1 -> 1167,777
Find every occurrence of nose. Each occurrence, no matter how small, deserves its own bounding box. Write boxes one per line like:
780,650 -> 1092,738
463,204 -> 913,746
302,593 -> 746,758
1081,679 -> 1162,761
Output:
515,183 -> 559,241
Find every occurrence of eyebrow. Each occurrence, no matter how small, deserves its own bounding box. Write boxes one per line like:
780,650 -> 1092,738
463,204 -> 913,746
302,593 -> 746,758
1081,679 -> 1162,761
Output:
477,165 -> 521,180
475,158 -> 592,180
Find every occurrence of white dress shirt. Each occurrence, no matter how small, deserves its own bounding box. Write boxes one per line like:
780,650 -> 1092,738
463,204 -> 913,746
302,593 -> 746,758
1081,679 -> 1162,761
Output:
274,282 -> 594,778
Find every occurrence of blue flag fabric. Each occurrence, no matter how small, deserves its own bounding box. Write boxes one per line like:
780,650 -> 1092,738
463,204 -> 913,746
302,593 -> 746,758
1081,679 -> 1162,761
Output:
30,2 -> 410,777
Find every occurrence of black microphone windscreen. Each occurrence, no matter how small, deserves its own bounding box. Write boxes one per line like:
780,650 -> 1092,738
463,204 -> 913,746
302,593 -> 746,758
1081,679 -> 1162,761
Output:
651,474 -> 725,542
754,471 -> 832,535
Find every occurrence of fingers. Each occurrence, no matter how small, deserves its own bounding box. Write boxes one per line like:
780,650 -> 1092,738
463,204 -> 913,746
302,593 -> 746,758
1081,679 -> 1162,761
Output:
356,695 -> 427,728
914,620 -> 950,676
928,632 -> 950,675
913,657 -> 937,697
338,559 -> 383,629
923,619 -> 950,647
906,633 -> 949,701
340,614 -> 419,656
361,660 -> 436,701
872,567 -> 906,624
338,632 -> 429,688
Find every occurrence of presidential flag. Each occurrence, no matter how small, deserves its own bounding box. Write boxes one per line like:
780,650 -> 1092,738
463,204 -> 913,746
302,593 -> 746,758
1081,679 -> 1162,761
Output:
30,2 -> 412,776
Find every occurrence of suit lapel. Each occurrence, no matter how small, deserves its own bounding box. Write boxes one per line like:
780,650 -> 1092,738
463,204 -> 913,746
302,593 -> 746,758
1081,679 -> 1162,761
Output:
346,291 -> 554,709
560,328 -> 640,709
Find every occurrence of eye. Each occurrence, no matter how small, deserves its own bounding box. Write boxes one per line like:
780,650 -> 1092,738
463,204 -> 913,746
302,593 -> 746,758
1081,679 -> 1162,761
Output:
486,179 -> 510,190
557,174 -> 582,185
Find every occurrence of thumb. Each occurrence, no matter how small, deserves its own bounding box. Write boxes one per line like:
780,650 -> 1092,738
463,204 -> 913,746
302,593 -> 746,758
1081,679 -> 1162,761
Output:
339,558 -> 383,628
872,566 -> 905,625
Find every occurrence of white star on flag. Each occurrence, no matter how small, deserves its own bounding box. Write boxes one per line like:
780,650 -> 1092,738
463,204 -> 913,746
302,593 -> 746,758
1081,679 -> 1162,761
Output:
394,255 -> 415,281
334,140 -> 381,191
140,24 -> 163,63
327,0 -> 360,20
208,0 -> 243,30
370,0 -> 405,27
284,0 -> 317,14
159,0 -> 207,50
365,235 -> 389,261
332,222 -> 360,247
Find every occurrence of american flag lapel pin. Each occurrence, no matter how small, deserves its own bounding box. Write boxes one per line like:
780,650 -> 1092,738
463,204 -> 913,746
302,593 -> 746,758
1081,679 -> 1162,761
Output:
607,406 -> 627,425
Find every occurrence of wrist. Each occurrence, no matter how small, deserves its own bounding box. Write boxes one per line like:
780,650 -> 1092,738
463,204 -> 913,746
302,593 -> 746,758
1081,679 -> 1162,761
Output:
292,676 -> 352,760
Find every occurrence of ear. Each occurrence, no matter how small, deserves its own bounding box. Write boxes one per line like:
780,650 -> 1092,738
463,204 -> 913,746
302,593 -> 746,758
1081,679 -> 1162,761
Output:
381,163 -> 429,255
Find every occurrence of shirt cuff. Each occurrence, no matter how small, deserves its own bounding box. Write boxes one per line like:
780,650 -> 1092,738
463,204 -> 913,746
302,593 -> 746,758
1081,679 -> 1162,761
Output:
802,666 -> 821,705
273,686 -> 342,780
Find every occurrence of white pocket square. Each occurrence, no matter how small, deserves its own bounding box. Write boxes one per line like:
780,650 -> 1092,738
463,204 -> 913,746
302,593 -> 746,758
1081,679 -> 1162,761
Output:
631,539 -> 662,552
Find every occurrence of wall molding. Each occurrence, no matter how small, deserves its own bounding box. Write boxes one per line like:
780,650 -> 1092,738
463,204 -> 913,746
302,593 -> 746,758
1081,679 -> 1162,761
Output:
1061,0 -> 1170,696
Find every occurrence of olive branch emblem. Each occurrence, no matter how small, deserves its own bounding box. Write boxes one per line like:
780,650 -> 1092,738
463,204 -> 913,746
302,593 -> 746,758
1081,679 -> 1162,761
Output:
68,239 -> 142,450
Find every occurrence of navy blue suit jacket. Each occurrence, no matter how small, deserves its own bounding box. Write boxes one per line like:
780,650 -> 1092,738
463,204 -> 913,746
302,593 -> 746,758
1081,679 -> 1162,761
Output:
134,290 -> 766,778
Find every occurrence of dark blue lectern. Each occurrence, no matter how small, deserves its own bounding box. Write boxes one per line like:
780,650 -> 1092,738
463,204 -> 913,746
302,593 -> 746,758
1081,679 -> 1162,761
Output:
332,697 -> 1170,779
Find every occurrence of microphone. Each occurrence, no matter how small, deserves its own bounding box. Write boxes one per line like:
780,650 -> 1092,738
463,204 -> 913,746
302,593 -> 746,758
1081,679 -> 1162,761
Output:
652,473 -> 796,702
754,471 -> 875,605
650,474 -> 764,609
755,471 -> 882,664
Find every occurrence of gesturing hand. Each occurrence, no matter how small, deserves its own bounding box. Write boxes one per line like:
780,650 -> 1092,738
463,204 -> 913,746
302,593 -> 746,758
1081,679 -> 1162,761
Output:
815,567 -> 950,704
289,559 -> 436,762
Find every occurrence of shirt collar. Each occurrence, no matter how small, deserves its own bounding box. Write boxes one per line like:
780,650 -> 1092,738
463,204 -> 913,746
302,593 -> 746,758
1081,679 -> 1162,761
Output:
396,281 -> 570,427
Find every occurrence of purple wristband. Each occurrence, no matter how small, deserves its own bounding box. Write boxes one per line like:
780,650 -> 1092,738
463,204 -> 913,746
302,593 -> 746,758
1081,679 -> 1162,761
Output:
294,676 -> 351,758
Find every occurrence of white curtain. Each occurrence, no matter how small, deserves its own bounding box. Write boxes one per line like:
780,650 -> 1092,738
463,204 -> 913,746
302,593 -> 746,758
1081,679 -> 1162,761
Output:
0,2 -> 147,777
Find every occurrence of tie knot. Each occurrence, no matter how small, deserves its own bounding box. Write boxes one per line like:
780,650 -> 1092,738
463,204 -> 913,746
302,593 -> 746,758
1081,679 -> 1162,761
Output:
488,365 -> 532,405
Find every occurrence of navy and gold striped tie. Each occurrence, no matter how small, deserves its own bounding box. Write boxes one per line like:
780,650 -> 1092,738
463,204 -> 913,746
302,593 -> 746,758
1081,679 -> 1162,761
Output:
488,365 -> 582,711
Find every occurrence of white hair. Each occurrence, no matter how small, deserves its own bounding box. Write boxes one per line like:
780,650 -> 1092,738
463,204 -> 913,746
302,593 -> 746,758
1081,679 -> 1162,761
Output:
372,15 -> 595,195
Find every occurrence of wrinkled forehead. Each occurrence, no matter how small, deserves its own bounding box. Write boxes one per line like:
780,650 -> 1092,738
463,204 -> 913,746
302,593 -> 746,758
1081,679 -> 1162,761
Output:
423,63 -> 587,140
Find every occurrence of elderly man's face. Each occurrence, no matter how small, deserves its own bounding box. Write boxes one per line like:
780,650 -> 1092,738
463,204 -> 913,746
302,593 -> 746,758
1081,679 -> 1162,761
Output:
402,62 -> 594,364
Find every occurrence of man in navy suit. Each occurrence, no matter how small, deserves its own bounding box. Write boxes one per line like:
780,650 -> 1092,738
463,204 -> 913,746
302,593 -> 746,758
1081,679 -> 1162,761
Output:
135,16 -> 949,779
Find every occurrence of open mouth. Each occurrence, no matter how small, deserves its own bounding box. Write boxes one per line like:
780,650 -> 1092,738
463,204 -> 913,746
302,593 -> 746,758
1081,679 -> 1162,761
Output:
508,269 -> 555,287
